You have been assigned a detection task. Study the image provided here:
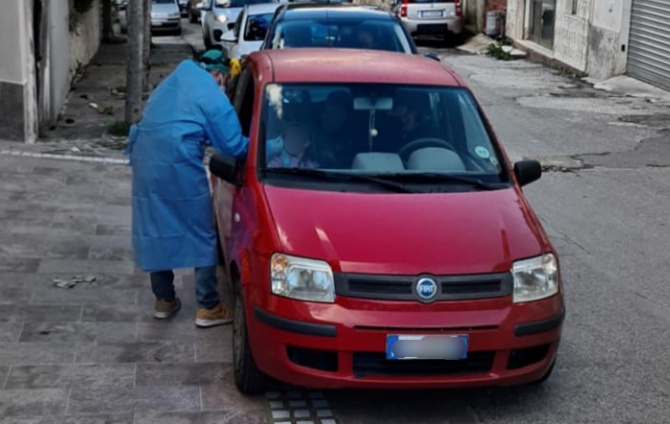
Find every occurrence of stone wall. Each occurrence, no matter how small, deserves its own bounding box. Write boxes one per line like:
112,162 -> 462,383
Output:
552,0 -> 590,71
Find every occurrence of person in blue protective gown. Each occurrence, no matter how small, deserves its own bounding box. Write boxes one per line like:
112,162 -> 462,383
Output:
125,50 -> 248,328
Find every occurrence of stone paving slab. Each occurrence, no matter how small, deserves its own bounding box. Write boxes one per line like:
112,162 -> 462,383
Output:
0,155 -> 270,423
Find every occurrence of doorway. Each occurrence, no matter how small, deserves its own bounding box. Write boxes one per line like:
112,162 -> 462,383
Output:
529,0 -> 556,49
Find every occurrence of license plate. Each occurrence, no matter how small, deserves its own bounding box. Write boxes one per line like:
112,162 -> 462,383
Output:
386,334 -> 468,360
420,10 -> 444,18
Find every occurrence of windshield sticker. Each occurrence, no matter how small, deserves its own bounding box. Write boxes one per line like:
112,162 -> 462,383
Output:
490,157 -> 499,167
475,146 -> 490,159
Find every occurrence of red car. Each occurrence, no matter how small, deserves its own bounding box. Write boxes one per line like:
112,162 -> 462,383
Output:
210,48 -> 565,394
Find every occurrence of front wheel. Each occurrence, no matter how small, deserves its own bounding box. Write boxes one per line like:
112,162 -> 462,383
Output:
232,287 -> 271,395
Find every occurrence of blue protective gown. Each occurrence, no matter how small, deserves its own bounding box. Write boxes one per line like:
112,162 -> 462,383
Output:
126,60 -> 248,272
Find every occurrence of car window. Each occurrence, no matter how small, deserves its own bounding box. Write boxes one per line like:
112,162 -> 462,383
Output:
260,83 -> 503,179
153,0 -> 176,4
269,18 -> 413,53
233,69 -> 255,137
244,13 -> 273,41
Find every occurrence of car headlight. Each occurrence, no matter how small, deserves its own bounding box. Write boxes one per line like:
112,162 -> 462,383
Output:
215,14 -> 227,23
512,253 -> 559,303
271,253 -> 335,303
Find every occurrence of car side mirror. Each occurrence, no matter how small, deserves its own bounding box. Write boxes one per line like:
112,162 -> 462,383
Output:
514,160 -> 542,187
424,52 -> 440,61
210,153 -> 243,186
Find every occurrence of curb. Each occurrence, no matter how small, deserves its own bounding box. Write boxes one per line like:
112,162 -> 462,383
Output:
0,149 -> 129,165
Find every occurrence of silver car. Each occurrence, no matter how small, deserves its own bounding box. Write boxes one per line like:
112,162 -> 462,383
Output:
199,0 -> 279,49
151,0 -> 183,35
392,0 -> 463,43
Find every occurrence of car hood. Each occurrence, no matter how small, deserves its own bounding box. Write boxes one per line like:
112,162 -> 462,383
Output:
262,185 -> 548,275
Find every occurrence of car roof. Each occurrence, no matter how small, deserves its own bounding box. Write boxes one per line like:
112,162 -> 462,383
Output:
278,4 -> 393,20
245,2 -> 282,13
250,48 -> 463,86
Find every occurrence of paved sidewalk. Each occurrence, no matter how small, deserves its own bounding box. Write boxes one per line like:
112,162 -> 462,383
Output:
0,155 -> 268,423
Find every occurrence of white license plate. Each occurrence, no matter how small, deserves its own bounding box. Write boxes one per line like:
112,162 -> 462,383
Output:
420,10 -> 444,18
386,334 -> 468,360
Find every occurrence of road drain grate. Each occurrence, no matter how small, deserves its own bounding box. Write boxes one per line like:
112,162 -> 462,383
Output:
266,390 -> 337,424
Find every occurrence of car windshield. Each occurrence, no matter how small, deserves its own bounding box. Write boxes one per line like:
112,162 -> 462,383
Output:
261,83 -> 505,186
245,12 -> 273,41
268,18 -> 413,53
215,0 -> 268,7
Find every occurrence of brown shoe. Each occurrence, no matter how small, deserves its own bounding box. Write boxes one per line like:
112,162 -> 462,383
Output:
154,298 -> 181,319
195,302 -> 233,328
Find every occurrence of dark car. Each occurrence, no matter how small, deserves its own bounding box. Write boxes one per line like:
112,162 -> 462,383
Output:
259,2 -> 419,54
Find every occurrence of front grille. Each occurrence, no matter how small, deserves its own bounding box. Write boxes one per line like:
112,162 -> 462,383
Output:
507,344 -> 551,370
335,272 -> 512,301
353,351 -> 495,378
287,346 -> 338,372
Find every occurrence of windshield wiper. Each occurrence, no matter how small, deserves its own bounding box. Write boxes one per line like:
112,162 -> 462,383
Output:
373,172 -> 506,191
262,168 -> 421,193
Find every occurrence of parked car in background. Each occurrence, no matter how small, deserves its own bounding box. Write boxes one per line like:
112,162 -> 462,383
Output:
260,2 -> 417,54
220,3 -> 281,59
178,0 -> 190,16
188,0 -> 204,23
391,0 -> 464,44
125,0 -> 182,35
199,0 -> 279,49
115,0 -> 129,11
209,48 -> 564,394
152,0 -> 183,35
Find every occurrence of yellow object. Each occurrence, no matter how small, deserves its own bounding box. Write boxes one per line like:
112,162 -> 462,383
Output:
229,59 -> 242,77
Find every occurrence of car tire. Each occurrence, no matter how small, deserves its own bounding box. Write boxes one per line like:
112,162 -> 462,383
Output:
232,282 -> 272,395
203,25 -> 213,49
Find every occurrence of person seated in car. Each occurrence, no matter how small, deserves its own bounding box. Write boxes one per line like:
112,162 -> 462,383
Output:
378,94 -> 440,154
314,90 -> 361,168
267,125 -> 320,169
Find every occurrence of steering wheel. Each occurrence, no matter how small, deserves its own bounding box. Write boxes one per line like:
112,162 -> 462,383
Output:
398,138 -> 456,160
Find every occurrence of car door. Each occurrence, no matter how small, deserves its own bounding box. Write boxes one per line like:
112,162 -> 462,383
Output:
212,67 -> 257,274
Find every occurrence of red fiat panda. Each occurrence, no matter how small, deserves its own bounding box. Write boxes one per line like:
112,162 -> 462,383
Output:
209,48 -> 565,394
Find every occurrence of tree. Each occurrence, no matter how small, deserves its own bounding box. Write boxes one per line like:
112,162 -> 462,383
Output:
143,0 -> 152,90
102,0 -> 114,43
125,0 -> 144,124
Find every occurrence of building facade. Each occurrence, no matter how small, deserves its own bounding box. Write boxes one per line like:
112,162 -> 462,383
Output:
505,0 -> 670,91
0,0 -> 101,143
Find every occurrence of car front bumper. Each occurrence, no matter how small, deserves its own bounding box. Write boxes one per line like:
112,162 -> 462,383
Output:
151,18 -> 181,31
400,16 -> 464,36
246,286 -> 564,389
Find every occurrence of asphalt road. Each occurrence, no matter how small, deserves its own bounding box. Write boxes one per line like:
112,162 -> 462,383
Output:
176,19 -> 670,424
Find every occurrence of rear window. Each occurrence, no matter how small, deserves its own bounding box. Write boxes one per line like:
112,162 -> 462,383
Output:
268,18 -> 413,53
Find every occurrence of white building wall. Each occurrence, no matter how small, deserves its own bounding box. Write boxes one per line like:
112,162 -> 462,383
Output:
586,0 -> 631,80
506,0 -> 633,80
0,0 -> 27,84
